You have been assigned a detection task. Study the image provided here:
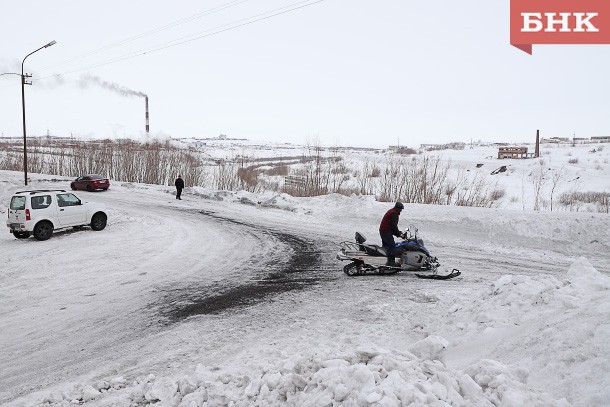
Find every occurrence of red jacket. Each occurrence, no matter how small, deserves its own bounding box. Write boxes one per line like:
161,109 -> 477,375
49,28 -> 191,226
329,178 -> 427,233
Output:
379,208 -> 401,236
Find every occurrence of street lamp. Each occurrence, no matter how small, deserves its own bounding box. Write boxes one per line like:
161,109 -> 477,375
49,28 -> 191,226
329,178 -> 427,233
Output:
21,40 -> 57,186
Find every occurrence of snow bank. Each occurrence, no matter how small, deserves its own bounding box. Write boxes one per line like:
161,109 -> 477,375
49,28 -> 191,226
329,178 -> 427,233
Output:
29,343 -> 567,407
446,257 -> 610,406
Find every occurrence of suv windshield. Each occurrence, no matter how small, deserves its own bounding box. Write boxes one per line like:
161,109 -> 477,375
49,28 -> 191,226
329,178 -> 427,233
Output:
10,196 -> 26,210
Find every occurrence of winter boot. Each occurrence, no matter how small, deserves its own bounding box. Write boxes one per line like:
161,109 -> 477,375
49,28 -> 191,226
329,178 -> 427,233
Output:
385,257 -> 398,267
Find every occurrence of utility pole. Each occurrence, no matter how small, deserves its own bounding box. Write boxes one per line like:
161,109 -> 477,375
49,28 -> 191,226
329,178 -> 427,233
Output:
21,40 -> 57,186
21,73 -> 32,185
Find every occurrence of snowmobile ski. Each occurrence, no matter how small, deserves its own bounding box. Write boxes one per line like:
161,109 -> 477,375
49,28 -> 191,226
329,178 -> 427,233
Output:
415,269 -> 461,280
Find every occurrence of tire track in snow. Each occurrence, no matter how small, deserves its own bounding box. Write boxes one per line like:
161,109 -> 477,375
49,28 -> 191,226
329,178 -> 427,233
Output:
154,210 -> 337,323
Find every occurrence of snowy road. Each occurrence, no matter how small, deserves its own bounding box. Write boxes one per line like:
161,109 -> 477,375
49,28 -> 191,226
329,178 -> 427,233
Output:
0,185 -> 337,402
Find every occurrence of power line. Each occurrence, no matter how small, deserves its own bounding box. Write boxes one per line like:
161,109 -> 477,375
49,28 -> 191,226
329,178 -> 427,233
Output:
37,0 -> 252,72
0,0 -> 324,89
4,0 -> 325,89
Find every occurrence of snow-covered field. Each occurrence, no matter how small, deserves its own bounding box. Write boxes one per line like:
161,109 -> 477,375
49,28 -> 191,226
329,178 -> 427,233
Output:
185,139 -> 610,212
1,143 -> 609,407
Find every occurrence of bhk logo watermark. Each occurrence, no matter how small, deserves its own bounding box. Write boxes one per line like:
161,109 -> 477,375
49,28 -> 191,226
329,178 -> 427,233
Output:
510,0 -> 610,54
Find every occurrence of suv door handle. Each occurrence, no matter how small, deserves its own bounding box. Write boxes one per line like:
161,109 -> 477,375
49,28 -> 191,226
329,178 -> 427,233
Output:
60,209 -> 64,211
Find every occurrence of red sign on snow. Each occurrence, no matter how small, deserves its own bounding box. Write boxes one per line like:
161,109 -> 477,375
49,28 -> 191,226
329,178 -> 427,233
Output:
510,0 -> 610,54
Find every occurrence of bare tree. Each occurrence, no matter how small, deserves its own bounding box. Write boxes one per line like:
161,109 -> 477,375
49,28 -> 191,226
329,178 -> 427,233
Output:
549,167 -> 564,212
355,158 -> 378,195
531,162 -> 548,211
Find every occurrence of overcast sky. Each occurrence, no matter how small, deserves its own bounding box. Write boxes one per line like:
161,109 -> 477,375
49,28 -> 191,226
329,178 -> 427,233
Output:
1,0 -> 609,148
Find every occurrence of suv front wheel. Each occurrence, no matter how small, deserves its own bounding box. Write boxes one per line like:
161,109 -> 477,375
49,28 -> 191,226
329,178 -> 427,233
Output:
33,221 -> 54,241
90,212 -> 107,231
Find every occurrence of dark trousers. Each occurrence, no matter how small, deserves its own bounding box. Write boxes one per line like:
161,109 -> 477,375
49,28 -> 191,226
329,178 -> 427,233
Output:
176,187 -> 183,199
380,232 -> 396,258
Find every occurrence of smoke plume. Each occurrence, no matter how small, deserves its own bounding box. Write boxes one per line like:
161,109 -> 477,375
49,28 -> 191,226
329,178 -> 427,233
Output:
78,74 -> 147,98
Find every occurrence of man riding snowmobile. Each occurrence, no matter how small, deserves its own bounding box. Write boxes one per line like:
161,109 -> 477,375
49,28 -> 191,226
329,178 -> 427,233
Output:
379,202 -> 405,266
337,221 -> 461,279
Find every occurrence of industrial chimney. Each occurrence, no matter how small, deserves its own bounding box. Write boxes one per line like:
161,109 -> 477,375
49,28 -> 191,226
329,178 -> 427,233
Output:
535,129 -> 540,158
145,96 -> 150,134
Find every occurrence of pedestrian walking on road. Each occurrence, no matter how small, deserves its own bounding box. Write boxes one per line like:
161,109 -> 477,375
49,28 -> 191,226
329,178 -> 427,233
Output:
175,175 -> 184,200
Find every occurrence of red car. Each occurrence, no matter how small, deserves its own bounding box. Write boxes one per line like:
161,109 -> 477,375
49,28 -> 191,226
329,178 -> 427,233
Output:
70,174 -> 110,191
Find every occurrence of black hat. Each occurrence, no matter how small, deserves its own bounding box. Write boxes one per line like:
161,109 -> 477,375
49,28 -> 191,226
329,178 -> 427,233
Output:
395,202 -> 404,210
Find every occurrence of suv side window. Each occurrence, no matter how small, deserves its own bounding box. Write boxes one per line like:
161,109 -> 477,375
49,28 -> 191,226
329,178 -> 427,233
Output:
57,193 -> 81,207
31,195 -> 52,210
10,196 -> 26,210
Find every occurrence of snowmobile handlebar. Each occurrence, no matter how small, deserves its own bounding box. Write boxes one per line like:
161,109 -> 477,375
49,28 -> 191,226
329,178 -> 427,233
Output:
402,225 -> 418,240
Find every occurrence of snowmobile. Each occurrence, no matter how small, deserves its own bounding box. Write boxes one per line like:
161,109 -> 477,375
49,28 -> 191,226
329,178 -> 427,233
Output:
336,224 -> 460,280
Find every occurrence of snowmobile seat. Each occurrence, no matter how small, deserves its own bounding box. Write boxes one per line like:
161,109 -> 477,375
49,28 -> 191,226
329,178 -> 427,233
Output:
363,244 -> 387,257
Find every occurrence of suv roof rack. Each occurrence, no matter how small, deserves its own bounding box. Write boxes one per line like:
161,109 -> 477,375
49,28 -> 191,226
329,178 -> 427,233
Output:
15,189 -> 67,195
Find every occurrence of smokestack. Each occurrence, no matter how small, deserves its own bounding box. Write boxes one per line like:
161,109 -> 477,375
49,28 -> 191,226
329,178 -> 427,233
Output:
145,96 -> 149,134
535,129 -> 540,158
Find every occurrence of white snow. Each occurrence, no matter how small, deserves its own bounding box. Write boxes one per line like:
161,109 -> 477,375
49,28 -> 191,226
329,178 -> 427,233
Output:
0,144 -> 609,407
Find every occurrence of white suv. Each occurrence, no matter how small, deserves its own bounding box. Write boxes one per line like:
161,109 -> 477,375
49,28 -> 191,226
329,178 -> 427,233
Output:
7,189 -> 107,240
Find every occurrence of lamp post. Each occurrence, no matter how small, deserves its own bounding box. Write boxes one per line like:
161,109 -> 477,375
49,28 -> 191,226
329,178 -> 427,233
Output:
21,40 -> 57,186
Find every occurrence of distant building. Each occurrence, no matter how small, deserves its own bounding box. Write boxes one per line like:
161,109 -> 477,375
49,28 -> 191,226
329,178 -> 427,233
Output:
498,146 -> 535,159
419,142 -> 466,151
591,136 -> 610,143
540,137 -> 570,144
388,146 -> 416,154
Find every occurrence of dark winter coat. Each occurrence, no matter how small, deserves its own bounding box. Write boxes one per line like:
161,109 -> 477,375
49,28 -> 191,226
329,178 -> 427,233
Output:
175,177 -> 185,189
379,208 -> 402,237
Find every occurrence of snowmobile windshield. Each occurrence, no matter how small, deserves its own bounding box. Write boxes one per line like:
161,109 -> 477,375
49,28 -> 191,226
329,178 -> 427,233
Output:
405,224 -> 418,240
